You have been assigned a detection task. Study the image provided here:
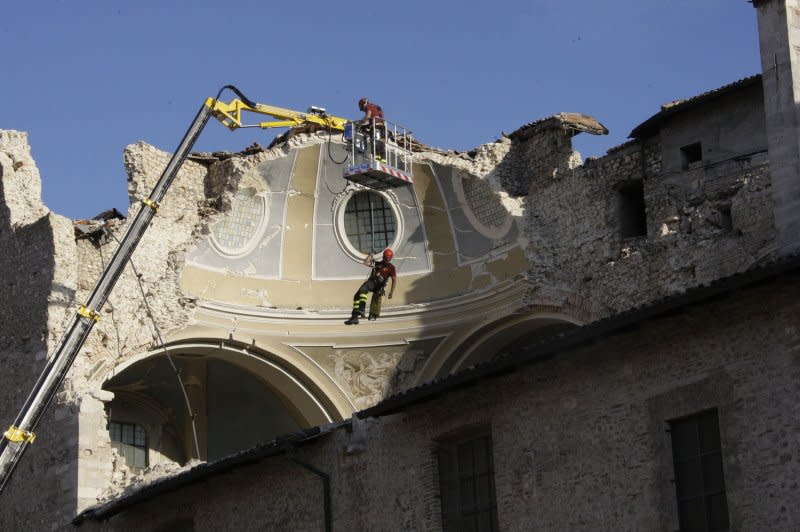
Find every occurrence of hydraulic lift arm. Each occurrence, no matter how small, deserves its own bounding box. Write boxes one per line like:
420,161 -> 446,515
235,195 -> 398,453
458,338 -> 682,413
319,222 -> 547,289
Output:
0,85 -> 348,495
209,87 -> 347,132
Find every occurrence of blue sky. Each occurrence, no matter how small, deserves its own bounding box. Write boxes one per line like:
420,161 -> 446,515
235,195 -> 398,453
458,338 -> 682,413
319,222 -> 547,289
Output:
2,1 -> 761,219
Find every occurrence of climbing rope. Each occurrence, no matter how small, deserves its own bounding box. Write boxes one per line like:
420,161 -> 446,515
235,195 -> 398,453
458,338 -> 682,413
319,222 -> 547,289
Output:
369,192 -> 376,252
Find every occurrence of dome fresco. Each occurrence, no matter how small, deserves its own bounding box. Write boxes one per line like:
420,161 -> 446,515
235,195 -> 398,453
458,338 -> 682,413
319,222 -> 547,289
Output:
184,142 -> 527,309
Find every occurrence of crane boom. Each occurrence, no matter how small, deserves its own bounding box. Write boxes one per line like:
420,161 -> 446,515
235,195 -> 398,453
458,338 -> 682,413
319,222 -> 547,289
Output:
0,85 -> 347,495
205,84 -> 347,132
209,97 -> 348,132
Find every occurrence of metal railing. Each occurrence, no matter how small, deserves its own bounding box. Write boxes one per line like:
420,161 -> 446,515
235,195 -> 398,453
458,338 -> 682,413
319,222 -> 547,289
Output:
346,118 -> 413,177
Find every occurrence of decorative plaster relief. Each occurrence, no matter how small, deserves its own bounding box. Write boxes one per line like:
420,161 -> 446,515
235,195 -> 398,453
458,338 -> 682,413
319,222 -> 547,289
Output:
292,337 -> 445,410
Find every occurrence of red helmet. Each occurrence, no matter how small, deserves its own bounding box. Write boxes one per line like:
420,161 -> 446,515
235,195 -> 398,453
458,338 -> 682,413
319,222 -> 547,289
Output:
358,97 -> 368,110
382,248 -> 394,262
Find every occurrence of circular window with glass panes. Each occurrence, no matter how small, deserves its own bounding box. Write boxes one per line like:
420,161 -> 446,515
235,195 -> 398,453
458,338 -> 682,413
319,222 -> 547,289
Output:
335,189 -> 402,259
209,188 -> 267,258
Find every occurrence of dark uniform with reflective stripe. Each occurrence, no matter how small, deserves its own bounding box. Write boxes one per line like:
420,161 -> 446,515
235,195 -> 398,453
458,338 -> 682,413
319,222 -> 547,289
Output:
346,260 -> 396,324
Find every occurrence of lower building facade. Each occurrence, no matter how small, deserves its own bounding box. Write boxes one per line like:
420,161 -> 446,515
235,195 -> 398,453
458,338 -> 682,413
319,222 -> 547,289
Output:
75,262 -> 800,531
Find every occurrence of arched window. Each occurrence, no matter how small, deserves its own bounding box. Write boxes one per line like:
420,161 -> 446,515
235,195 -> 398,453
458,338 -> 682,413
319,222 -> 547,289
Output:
343,191 -> 396,254
109,421 -> 148,470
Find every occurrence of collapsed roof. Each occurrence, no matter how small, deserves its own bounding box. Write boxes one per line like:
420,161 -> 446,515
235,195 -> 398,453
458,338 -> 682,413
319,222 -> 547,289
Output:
509,112 -> 609,141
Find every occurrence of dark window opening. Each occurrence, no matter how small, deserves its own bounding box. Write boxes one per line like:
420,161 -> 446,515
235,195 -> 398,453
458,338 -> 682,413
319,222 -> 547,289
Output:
718,205 -> 733,233
618,180 -> 647,239
437,431 -> 499,532
681,142 -> 703,169
109,421 -> 148,470
343,191 -> 396,254
669,409 -> 729,532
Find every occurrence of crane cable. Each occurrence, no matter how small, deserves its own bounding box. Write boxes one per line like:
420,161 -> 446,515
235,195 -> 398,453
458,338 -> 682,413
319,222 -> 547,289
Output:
326,127 -> 349,165
321,141 -> 349,196
103,232 -> 202,461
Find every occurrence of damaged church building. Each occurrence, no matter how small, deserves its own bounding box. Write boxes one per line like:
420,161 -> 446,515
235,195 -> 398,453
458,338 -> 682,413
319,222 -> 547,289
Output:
1,1 -> 799,529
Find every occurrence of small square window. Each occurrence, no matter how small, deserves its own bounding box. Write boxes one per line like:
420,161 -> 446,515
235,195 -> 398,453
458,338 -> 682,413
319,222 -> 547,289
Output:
681,142 -> 703,169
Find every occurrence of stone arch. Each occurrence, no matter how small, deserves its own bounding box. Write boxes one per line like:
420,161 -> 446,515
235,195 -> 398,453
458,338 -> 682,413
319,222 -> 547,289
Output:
101,338 -> 352,464
425,312 -> 582,380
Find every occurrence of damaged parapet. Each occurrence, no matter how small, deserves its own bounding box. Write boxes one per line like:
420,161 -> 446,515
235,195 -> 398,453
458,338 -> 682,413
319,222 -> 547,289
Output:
504,112 -> 609,196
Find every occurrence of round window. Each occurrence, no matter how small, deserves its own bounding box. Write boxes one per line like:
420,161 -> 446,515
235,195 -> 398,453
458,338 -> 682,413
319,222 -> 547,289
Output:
209,188 -> 267,257
342,191 -> 397,254
456,174 -> 512,239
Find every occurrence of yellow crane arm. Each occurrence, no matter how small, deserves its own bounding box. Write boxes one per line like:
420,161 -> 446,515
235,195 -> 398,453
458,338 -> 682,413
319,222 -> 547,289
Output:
205,97 -> 348,132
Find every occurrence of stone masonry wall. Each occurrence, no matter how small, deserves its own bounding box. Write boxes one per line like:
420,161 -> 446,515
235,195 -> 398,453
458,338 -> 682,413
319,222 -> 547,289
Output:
0,131 -> 82,528
77,268 -> 800,531
0,132 -> 238,527
756,0 -> 800,253
505,127 -> 580,196
518,132 -> 774,319
65,141 -> 236,513
421,112 -> 775,322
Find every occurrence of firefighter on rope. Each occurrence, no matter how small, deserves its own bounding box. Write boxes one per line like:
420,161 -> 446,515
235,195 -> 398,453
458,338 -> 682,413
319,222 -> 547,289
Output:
345,248 -> 396,325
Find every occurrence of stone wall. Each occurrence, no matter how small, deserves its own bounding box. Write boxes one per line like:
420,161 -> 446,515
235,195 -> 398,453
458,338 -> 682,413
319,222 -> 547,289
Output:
505,126 -> 580,196
515,119 -> 773,319
0,132 -> 240,527
76,267 -> 800,531
420,82 -> 774,324
0,131 -> 82,528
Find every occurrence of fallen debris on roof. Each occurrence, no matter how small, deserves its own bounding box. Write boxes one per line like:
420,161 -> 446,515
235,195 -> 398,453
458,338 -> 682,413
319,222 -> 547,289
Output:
73,207 -> 125,244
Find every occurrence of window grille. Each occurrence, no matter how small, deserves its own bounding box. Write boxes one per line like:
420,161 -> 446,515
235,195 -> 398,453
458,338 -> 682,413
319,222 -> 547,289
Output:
210,188 -> 266,255
343,191 -> 396,254
109,421 -> 148,470
669,409 -> 729,531
462,176 -> 508,230
437,432 -> 499,531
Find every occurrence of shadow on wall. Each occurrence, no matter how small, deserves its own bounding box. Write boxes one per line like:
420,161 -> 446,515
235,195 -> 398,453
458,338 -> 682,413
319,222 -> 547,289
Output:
382,139 -> 582,394
102,346 -> 322,465
0,164 -> 81,527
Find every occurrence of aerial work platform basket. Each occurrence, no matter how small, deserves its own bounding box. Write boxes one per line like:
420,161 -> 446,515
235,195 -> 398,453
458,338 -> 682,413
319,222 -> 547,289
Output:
343,119 -> 414,191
